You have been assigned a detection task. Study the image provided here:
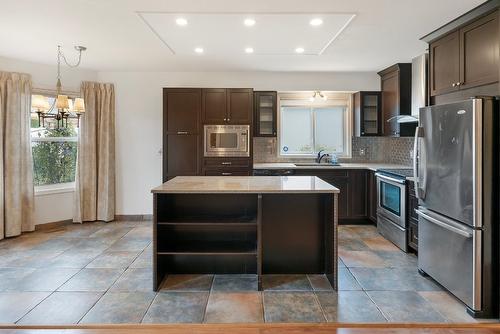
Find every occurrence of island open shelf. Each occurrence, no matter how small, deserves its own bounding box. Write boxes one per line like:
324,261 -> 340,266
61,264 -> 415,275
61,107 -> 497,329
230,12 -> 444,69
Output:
152,176 -> 339,291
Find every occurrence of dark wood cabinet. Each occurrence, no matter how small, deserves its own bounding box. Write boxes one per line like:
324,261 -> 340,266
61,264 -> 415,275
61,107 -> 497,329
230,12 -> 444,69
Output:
164,134 -> 200,180
227,89 -> 253,124
163,89 -> 201,181
378,63 -> 414,137
430,31 -> 461,96
407,180 -> 419,252
350,170 -> 368,219
293,169 -> 369,224
202,89 -> 227,124
460,11 -> 499,89
353,91 -> 382,137
428,10 -> 499,97
254,91 -> 277,137
202,88 -> 253,124
368,171 -> 378,223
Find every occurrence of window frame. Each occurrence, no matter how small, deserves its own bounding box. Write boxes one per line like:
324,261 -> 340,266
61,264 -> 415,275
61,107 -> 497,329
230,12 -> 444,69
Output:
31,89 -> 80,192
277,93 -> 352,158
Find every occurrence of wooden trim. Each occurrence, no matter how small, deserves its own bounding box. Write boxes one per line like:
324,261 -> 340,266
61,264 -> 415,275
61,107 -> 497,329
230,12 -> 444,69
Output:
114,215 -> 153,221
34,219 -> 72,231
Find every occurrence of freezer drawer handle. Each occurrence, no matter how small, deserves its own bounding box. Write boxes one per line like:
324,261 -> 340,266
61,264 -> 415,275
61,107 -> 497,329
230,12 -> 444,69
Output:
415,209 -> 472,238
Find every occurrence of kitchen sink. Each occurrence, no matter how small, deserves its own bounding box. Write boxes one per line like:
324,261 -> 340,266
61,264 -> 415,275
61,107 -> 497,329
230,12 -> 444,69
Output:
294,163 -> 341,167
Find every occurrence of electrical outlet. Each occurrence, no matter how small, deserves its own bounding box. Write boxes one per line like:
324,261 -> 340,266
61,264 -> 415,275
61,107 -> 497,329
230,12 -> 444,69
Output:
409,150 -> 414,158
359,148 -> 366,156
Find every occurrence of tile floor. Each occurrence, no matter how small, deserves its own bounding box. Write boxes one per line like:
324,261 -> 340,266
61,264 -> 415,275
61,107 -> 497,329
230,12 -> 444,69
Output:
0,221 -> 483,324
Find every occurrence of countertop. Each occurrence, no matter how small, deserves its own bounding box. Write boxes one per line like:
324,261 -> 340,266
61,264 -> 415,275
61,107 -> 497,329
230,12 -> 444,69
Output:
151,176 -> 340,194
253,162 -> 411,172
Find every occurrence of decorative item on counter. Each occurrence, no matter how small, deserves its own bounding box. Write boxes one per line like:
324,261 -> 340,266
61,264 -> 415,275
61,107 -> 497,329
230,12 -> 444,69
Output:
331,153 -> 339,166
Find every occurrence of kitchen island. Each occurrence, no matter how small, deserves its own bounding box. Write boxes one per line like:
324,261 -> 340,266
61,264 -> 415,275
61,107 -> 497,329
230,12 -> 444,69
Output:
151,176 -> 339,291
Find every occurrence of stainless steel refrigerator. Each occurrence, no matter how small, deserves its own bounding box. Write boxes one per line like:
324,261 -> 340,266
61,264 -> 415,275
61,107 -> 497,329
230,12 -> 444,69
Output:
414,97 -> 498,318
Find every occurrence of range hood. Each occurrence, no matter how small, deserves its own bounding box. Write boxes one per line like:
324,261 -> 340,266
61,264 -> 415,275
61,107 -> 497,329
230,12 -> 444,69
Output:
388,53 -> 427,123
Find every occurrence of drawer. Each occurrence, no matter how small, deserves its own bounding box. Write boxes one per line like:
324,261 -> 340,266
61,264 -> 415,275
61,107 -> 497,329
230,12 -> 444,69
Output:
204,158 -> 251,168
204,168 -> 251,176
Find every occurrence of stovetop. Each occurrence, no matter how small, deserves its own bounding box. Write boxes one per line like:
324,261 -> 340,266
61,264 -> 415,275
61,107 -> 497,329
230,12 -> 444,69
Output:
377,168 -> 414,179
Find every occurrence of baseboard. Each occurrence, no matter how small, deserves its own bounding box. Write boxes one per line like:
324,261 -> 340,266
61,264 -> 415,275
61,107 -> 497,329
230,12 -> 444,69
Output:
114,214 -> 153,221
35,219 -> 73,231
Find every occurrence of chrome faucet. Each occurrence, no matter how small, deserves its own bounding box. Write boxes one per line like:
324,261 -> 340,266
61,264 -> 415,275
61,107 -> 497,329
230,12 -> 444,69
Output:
316,150 -> 330,163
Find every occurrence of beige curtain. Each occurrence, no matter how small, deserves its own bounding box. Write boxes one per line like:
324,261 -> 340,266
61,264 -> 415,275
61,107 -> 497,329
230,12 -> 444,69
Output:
0,72 -> 34,240
74,82 -> 115,223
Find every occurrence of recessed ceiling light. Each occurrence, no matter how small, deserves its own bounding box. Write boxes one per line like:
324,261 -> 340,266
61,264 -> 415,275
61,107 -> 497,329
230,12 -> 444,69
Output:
245,47 -> 254,54
194,47 -> 204,54
309,18 -> 323,26
244,18 -> 256,27
295,47 -> 305,54
176,18 -> 188,26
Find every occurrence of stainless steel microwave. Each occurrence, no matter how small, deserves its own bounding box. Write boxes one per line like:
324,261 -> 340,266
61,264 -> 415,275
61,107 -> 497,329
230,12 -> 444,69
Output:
204,125 -> 250,157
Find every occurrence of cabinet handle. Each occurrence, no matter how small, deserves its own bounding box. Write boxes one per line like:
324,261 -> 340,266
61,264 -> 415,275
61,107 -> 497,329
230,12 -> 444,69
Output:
221,162 -> 232,165
452,83 -> 456,87
227,118 -> 231,122
457,82 -> 463,86
177,131 -> 188,135
223,118 -> 227,122
221,172 -> 232,176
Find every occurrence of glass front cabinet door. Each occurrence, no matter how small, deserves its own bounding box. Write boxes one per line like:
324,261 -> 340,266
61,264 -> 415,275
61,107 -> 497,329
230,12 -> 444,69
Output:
353,91 -> 382,137
254,91 -> 277,137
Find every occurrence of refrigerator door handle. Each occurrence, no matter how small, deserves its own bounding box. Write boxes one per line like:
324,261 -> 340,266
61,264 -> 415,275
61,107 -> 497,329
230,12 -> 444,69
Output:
416,209 -> 473,238
413,126 -> 425,199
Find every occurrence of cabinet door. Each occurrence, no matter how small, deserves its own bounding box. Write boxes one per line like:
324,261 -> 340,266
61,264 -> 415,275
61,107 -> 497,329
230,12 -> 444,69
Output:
164,88 -> 201,133
360,92 -> 382,136
163,134 -> 199,180
227,88 -> 253,124
460,11 -> 499,89
254,91 -> 277,137
430,31 -> 461,96
368,171 -> 378,222
329,177 -> 350,220
202,89 -> 227,124
350,170 -> 368,219
381,72 -> 400,136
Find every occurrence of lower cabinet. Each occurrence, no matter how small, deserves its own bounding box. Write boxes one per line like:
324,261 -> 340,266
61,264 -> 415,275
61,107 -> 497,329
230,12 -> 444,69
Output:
407,180 -> 419,252
294,169 -> 370,224
203,158 -> 252,176
368,171 -> 378,223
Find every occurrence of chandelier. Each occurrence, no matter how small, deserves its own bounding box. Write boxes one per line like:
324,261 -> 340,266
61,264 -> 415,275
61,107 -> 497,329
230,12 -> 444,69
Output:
309,90 -> 328,102
31,45 -> 87,128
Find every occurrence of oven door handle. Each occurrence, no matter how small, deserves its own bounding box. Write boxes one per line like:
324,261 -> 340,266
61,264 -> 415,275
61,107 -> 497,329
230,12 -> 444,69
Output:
375,173 -> 406,185
415,209 -> 473,238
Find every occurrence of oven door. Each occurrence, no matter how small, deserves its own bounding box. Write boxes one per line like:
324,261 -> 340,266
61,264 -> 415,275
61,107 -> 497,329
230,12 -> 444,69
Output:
376,173 -> 406,228
204,125 -> 250,157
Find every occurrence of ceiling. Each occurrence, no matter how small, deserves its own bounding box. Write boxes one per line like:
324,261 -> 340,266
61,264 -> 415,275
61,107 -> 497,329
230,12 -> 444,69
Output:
0,0 -> 485,72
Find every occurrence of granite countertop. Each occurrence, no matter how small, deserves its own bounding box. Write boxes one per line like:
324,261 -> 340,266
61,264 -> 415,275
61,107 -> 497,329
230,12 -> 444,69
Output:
253,162 -> 411,172
151,176 -> 340,194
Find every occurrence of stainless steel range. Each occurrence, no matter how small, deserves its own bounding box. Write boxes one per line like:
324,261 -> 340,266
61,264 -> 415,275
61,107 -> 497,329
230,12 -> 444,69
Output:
375,169 -> 413,252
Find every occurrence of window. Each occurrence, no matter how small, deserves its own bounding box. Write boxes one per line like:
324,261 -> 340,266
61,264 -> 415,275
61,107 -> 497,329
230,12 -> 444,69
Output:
31,95 -> 78,187
279,98 -> 350,157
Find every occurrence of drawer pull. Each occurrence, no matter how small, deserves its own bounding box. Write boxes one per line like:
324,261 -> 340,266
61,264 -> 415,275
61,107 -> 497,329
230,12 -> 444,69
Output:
221,162 -> 232,165
177,131 -> 188,135
221,172 -> 232,176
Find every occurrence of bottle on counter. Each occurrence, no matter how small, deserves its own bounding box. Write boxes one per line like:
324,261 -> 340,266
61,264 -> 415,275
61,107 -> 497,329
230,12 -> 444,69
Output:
331,153 -> 338,166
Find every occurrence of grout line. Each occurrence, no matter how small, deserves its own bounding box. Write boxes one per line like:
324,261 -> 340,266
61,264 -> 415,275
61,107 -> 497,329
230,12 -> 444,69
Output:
201,275 -> 214,323
311,289 -> 328,323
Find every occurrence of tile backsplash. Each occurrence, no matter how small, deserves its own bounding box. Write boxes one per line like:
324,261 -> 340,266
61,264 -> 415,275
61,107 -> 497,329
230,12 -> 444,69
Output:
253,136 -> 414,166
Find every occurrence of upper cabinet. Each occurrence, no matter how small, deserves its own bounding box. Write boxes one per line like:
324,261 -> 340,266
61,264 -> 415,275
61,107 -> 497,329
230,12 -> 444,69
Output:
164,88 -> 201,134
227,88 -> 253,124
202,88 -> 253,124
353,91 -> 382,137
378,64 -> 414,137
428,10 -> 499,97
254,91 -> 277,137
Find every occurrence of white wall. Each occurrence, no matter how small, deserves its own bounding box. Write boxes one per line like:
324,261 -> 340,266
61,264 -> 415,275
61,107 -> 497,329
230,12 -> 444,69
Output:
0,56 -> 98,225
97,71 -> 380,216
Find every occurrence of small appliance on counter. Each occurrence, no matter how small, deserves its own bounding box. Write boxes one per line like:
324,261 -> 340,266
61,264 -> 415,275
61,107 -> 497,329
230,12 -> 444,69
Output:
414,97 -> 498,317
375,168 -> 413,252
